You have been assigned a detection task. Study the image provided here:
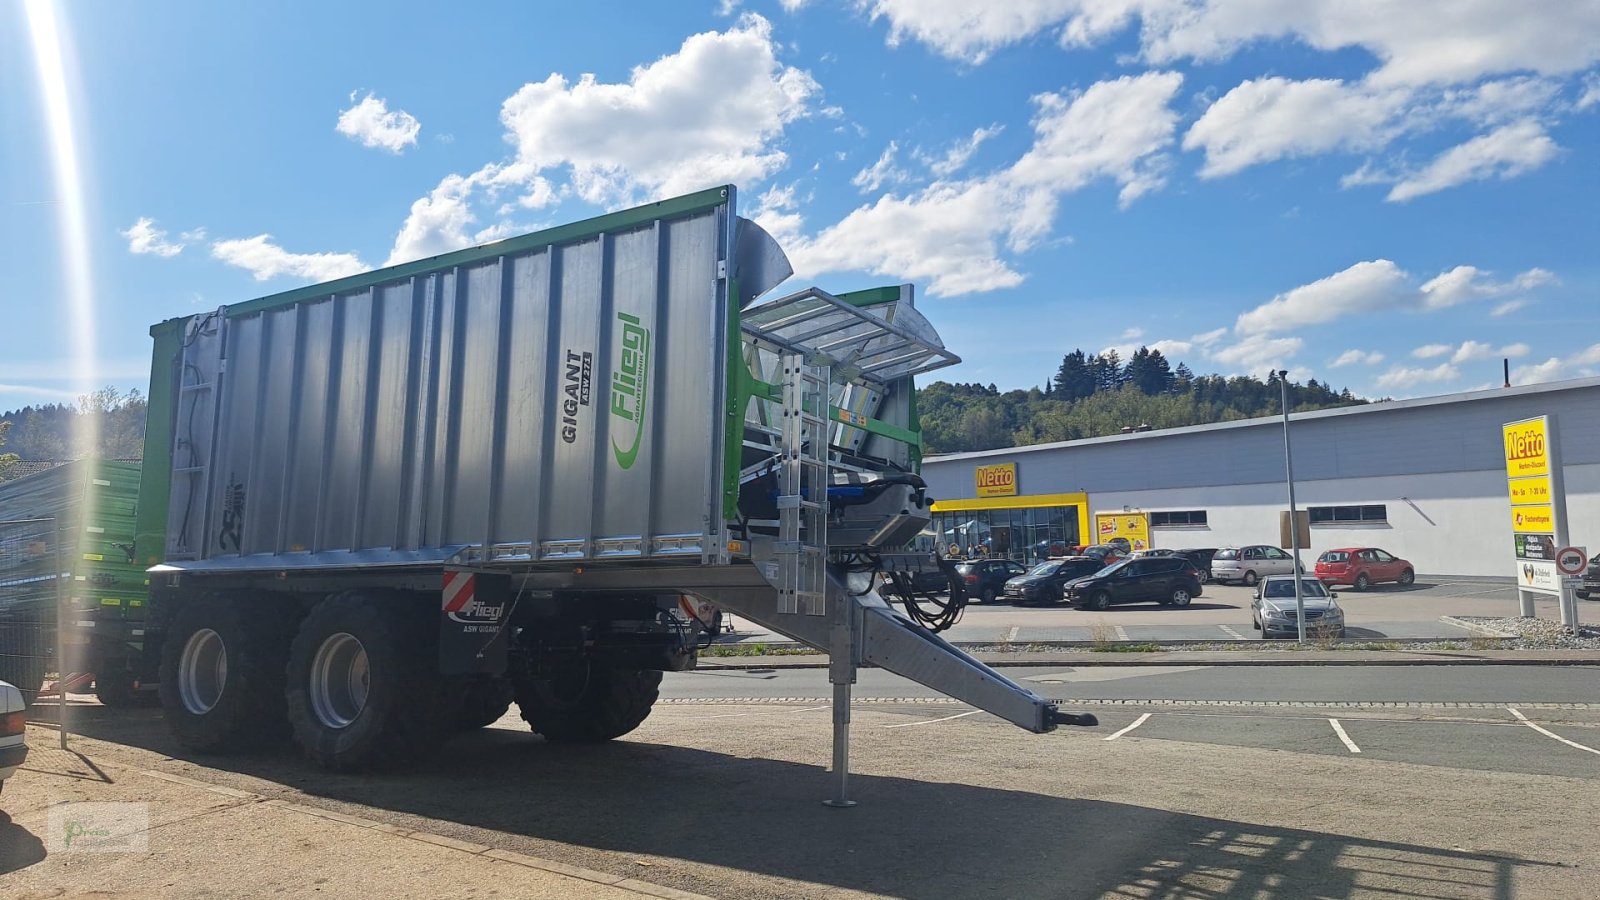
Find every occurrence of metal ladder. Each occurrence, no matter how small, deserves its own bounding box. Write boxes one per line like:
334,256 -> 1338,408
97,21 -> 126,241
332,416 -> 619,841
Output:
774,354 -> 830,617
165,309 -> 228,561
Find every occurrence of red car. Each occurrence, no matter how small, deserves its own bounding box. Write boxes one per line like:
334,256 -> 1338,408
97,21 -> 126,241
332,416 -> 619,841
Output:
1315,547 -> 1415,590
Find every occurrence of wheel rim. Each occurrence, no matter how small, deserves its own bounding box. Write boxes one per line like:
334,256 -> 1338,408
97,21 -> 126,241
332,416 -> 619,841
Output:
1356,575 -> 1369,589
178,628 -> 227,715
1096,592 -> 1110,609
1173,590 -> 1190,606
1244,572 -> 1257,586
310,632 -> 370,729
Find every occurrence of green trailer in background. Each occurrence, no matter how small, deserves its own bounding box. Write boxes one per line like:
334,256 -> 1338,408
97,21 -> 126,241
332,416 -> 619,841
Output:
0,459 -> 150,706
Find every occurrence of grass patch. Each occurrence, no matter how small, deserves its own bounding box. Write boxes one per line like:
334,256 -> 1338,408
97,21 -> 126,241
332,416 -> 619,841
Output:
1348,641 -> 1404,651
1090,642 -> 1162,653
1468,636 -> 1506,651
701,643 -> 819,658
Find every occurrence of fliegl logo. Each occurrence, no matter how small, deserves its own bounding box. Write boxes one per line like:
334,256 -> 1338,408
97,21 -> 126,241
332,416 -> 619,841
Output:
609,312 -> 651,470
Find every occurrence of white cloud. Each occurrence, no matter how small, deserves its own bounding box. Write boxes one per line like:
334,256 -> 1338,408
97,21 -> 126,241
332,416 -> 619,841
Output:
1184,78 -> 1405,177
1411,343 -> 1452,359
1235,260 -> 1411,335
1448,340 -> 1527,365
1509,343 -> 1600,385
336,92 -> 421,154
121,217 -> 186,257
1580,74 -> 1600,110
1330,349 -> 1384,368
1236,261 -> 1558,335
495,14 -> 818,206
1385,120 -> 1560,201
1419,265 -> 1555,309
211,235 -> 369,282
1500,342 -> 1531,359
1491,298 -> 1532,317
917,125 -> 1004,177
1121,327 -> 1145,340
1207,332 -> 1304,374
768,71 -> 1183,296
1009,71 -> 1184,208
863,2 -> 1600,88
852,142 -> 909,192
1375,362 -> 1459,390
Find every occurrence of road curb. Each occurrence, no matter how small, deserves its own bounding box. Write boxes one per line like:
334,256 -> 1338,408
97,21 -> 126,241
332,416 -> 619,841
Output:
1439,615 -> 1518,638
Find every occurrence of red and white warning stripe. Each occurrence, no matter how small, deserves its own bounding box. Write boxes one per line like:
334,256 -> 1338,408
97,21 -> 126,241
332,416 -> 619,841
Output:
442,570 -> 476,614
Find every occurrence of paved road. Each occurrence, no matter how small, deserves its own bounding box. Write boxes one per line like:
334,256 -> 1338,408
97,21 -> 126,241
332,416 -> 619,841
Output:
665,663 -> 1600,783
717,577 -> 1579,645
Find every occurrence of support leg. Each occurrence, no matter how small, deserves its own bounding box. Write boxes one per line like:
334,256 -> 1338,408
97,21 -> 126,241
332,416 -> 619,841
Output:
823,680 -> 856,808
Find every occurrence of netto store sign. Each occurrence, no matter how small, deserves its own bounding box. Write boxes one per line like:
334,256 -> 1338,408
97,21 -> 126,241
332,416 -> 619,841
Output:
974,463 -> 1017,498
1503,416 -> 1562,597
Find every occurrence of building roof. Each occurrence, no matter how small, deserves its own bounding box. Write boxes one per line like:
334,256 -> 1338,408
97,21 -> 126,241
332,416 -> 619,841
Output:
924,375 -> 1600,463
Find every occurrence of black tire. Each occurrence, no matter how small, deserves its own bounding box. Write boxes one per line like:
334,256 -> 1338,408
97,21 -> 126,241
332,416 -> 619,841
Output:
1354,573 -> 1371,591
1169,587 -> 1193,607
454,679 -> 515,731
1242,570 -> 1259,587
1089,591 -> 1112,611
1251,616 -> 1261,631
1398,569 -> 1415,586
516,664 -> 662,743
980,587 -> 997,604
158,596 -> 294,753
1052,587 -> 1067,607
285,592 -> 447,771
94,672 -> 143,709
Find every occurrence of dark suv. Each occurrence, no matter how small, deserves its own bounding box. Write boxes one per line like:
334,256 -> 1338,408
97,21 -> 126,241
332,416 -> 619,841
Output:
954,559 -> 1028,604
1002,557 -> 1105,606
1578,553 -> 1600,601
1066,556 -> 1204,610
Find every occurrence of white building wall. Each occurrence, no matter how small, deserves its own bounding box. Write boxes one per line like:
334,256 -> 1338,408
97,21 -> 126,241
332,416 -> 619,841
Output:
922,378 -> 1600,579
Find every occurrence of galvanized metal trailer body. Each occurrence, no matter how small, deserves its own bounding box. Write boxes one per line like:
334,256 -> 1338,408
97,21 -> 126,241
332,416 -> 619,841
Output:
137,186 -> 1092,789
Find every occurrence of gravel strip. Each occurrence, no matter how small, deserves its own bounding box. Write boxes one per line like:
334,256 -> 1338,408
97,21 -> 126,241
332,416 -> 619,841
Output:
1451,615 -> 1600,650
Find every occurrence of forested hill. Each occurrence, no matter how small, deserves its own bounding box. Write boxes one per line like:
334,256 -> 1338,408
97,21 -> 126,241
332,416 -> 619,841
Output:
0,388 -> 148,476
919,347 -> 1368,455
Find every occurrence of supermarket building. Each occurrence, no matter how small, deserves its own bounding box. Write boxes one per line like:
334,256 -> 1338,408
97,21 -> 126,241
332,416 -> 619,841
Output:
919,377 -> 1600,576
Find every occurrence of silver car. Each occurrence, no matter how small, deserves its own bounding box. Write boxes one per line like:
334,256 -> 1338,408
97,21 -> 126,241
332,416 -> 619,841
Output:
1251,575 -> 1345,639
1210,544 -> 1300,585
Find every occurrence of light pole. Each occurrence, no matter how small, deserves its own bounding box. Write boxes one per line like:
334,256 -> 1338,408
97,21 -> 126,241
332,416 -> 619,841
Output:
1279,370 -> 1306,644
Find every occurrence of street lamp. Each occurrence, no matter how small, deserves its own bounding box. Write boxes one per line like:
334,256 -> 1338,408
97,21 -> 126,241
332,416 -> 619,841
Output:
1278,370 -> 1306,643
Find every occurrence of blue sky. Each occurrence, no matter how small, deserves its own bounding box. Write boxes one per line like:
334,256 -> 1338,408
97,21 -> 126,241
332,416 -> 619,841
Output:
4,0 -> 1598,414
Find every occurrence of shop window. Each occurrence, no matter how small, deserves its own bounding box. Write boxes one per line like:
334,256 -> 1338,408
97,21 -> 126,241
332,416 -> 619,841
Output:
1308,505 -> 1388,525
1150,510 -> 1208,527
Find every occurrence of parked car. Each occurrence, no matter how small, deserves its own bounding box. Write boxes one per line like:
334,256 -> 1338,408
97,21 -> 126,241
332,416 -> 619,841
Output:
1003,557 -> 1105,606
1315,547 -> 1415,590
1130,548 -> 1181,558
1104,537 -> 1132,553
1210,545 -> 1300,585
1078,544 -> 1129,566
0,679 -> 27,796
1251,575 -> 1345,639
1175,548 -> 1219,582
954,559 -> 1029,604
1577,553 -> 1600,601
1065,556 -> 1204,610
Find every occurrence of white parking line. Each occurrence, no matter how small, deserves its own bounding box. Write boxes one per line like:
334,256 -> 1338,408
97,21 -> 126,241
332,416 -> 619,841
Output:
1508,707 -> 1600,756
1114,625 -> 1129,641
1004,626 -> 1020,642
1104,713 -> 1151,741
883,709 -> 982,729
704,705 -> 830,720
1329,718 -> 1362,753
1218,624 -> 1245,639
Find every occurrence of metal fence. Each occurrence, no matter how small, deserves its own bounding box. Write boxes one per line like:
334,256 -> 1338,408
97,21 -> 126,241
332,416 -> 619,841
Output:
0,515 -> 68,747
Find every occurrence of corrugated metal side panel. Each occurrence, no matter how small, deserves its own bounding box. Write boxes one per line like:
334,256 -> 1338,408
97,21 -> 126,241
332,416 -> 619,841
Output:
187,203 -> 729,568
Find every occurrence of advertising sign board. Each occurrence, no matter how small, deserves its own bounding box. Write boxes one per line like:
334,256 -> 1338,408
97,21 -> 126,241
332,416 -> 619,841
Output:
1095,512 -> 1151,551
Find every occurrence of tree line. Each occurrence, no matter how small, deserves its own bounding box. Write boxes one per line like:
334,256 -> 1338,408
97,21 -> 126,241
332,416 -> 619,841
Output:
917,347 -> 1366,454
0,387 -> 148,479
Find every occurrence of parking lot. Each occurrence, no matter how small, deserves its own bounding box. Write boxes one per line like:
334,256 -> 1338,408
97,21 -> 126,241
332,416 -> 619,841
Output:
718,577 -> 1567,646
5,662 -> 1599,899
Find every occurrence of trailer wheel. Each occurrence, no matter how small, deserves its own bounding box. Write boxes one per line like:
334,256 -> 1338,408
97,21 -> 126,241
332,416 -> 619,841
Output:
285,593 -> 445,770
454,679 -> 515,731
516,663 -> 661,743
158,597 -> 293,752
94,672 -> 142,709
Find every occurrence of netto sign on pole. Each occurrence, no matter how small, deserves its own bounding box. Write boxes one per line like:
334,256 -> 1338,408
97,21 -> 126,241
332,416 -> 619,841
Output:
974,463 -> 1017,498
1502,416 -> 1565,603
